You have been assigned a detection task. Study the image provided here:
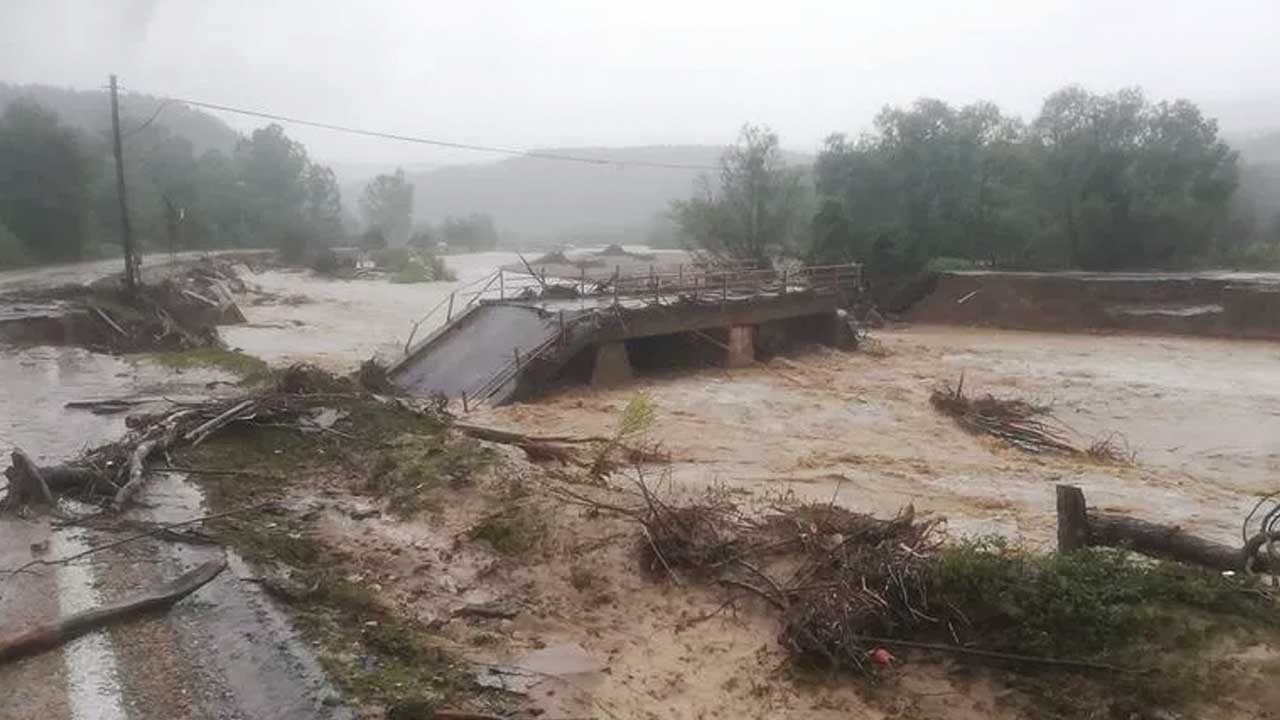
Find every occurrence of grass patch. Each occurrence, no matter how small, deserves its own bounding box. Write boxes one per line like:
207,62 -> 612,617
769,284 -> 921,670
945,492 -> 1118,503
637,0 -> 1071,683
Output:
934,538 -> 1274,660
142,348 -> 270,380
175,394 -> 505,715
283,564 -> 474,715
930,537 -> 1279,714
470,503 -> 546,556
366,434 -> 496,516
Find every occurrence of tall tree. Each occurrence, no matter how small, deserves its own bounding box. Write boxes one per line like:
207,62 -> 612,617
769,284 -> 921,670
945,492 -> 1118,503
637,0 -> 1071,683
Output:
360,168 -> 414,246
0,100 -> 94,262
302,164 -> 343,243
672,125 -> 805,266
234,124 -> 309,247
1031,87 -> 1237,268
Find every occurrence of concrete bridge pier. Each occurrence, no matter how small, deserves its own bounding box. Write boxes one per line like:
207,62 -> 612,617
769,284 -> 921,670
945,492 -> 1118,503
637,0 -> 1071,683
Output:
726,325 -> 757,368
591,341 -> 634,387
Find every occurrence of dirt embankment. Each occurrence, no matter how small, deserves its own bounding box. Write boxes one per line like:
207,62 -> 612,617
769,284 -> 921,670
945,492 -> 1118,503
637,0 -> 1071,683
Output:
0,258 -> 249,352
903,271 -> 1280,339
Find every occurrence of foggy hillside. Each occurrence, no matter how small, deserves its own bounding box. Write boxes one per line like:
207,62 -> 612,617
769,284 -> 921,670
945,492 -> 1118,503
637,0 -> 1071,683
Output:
344,146 -> 813,246
1238,131 -> 1280,165
0,83 -> 239,154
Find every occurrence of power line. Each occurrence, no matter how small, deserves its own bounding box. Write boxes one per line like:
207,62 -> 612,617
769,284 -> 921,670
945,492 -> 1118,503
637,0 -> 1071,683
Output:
122,99 -> 174,139
147,92 -> 719,171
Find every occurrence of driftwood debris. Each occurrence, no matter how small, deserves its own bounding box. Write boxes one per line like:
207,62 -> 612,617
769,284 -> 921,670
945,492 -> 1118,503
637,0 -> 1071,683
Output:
1056,484 -> 1274,573
454,422 -> 606,465
0,557 -> 226,664
65,398 -> 154,415
930,378 -> 1075,454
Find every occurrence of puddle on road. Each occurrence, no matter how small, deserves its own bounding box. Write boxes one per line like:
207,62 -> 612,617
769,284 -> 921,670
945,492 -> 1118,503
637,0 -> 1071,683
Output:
0,346 -> 233,464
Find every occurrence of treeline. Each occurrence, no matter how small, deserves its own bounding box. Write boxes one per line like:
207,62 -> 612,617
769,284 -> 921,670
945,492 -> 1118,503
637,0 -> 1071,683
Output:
0,99 -> 346,266
0,95 -> 502,267
676,86 -> 1277,272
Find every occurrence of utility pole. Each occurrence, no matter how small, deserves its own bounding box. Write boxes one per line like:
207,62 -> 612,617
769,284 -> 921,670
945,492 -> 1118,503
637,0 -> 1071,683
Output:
109,74 -> 138,293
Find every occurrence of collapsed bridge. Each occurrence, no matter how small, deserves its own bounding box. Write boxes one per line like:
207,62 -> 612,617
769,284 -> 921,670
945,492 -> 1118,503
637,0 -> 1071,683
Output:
388,262 -> 862,406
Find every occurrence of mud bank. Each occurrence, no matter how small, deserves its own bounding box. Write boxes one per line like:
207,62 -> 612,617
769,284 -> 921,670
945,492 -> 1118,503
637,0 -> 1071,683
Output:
0,258 -> 247,351
906,270 -> 1280,339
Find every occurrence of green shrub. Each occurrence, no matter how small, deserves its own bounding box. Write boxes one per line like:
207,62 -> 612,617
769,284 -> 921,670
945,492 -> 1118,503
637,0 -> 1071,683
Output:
932,537 -> 1271,658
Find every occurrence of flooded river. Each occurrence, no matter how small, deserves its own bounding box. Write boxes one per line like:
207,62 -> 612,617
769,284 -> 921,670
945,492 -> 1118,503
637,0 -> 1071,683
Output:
484,326 -> 1280,546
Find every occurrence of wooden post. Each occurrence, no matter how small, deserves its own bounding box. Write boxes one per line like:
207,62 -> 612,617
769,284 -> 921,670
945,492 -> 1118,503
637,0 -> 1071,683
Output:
499,269 -> 505,300
461,391 -> 469,413
1056,484 -> 1089,553
446,291 -> 455,322
678,264 -> 683,287
782,267 -> 789,295
580,265 -> 586,295
1055,483 -> 1269,572
513,347 -> 521,368
722,273 -> 729,301
109,74 -> 137,294
558,310 -> 565,345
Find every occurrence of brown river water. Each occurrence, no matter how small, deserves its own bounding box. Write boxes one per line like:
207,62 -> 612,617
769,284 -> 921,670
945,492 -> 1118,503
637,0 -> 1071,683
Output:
2,252 -> 1278,718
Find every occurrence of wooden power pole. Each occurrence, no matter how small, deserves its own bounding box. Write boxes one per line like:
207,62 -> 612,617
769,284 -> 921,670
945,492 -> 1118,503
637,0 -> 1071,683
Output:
109,74 -> 138,293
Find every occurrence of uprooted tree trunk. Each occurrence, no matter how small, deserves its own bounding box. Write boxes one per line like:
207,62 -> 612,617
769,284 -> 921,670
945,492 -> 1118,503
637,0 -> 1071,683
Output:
3,450 -> 56,509
0,557 -> 226,664
1056,484 -> 1273,573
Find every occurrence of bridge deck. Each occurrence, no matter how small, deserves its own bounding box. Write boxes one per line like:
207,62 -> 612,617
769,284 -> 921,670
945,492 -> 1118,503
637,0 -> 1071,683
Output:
388,263 -> 860,406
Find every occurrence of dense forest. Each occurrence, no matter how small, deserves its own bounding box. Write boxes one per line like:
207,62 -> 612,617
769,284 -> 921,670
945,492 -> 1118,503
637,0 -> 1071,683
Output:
676,87 -> 1280,271
0,85 -> 500,267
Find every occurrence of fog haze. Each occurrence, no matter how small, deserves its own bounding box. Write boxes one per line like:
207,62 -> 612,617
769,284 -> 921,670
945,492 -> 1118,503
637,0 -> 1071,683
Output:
3,0 -> 1278,166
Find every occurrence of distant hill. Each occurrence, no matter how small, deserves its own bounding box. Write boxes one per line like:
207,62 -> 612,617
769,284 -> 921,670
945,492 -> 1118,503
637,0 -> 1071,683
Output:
0,83 -> 239,155
348,146 -> 809,247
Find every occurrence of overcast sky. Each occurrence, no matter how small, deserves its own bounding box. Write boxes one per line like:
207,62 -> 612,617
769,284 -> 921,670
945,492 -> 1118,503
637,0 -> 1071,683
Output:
3,0 -> 1278,166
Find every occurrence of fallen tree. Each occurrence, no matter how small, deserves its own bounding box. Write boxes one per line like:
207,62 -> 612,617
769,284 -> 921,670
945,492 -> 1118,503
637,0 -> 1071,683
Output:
0,557 -> 226,664
1056,484 -> 1276,573
0,364 -> 384,513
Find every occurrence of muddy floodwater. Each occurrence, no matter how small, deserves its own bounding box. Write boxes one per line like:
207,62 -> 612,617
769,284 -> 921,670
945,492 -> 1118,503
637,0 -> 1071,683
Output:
224,251 -> 524,370
484,326 -> 1280,545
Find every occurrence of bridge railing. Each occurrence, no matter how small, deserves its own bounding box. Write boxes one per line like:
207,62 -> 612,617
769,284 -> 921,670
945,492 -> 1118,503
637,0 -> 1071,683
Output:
447,261 -> 861,309
456,262 -> 862,407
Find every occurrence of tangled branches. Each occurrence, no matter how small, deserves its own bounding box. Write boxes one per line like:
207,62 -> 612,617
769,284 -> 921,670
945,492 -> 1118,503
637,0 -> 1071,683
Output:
628,479 -> 950,672
1,363 -> 423,514
929,377 -> 1074,454
1243,492 -> 1280,573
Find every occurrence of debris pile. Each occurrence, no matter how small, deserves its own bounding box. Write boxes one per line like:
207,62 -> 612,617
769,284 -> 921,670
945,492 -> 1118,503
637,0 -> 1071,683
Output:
0,362 -> 413,514
929,378 -> 1073,454
0,257 -> 249,352
603,474 -> 1277,697
633,489 -> 947,672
